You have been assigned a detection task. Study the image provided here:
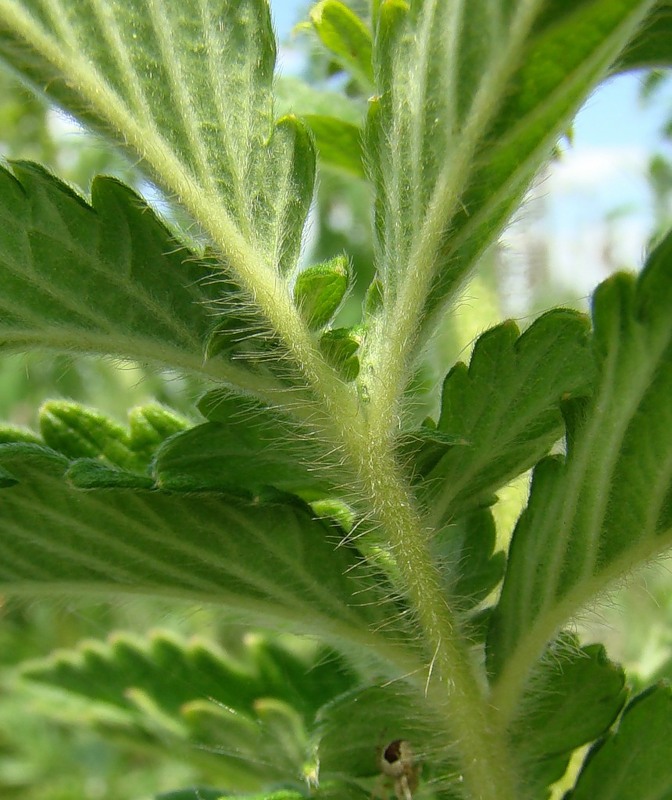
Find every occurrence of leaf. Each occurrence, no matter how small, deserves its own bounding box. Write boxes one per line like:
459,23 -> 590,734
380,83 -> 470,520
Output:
319,327 -> 362,381
294,256 -> 351,330
0,162 -> 265,389
365,0 -> 656,363
315,685 -> 438,781
404,309 -> 593,522
216,794 -> 305,800
566,684 -> 672,800
275,76 -> 365,176
301,115 -> 364,177
156,790 -> 224,800
488,231 -> 672,710
309,1 -> 374,90
0,442 -> 383,643
39,400 -> 188,471
613,0 -> 672,72
21,630 -> 357,787
0,0 -> 317,381
153,394 -> 335,500
431,509 -> 505,613
511,642 -> 627,795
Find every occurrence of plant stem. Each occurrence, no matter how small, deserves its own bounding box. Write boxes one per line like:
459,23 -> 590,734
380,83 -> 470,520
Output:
347,429 -> 518,800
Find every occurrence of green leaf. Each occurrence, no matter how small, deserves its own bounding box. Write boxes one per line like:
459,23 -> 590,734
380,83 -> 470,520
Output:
156,790 -> 224,800
39,400 -> 188,473
0,443 -> 382,642
153,396 -> 335,500
319,327 -> 362,381
405,309 -> 593,522
301,115 -> 364,177
21,630 -> 357,788
366,0 -> 656,363
316,685 -> 437,781
431,509 -> 505,613
613,1 -> 672,72
274,77 -> 365,176
217,794 -> 305,800
512,642 -> 627,795
488,231 -> 672,711
566,684 -> 672,800
0,0 -> 316,360
309,1 -> 374,90
294,256 -> 351,330
0,162 -> 262,388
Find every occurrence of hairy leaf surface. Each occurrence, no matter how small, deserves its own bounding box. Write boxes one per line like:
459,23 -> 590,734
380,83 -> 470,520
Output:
366,0 -> 656,359
0,162 -> 296,399
153,410 -> 335,500
0,443 -> 383,643
488,232 -> 672,711
0,0 -> 315,281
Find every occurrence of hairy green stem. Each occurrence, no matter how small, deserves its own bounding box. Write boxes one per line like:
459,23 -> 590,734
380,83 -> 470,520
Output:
349,431 -> 518,800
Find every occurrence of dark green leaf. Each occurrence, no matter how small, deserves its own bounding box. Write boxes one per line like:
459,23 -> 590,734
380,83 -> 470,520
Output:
512,642 -> 627,795
156,790 -> 223,800
301,115 -> 364,177
319,327 -> 362,381
566,684 -> 672,800
294,256 -> 351,330
613,1 -> 672,72
0,162 -> 271,390
153,399 -> 334,500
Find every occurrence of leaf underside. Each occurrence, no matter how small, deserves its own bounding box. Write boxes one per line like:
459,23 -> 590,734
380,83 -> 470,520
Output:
488,231 -> 672,698
0,441 -> 385,644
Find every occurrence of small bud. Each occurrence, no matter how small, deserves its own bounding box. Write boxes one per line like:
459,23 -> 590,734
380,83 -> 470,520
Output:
319,326 -> 362,381
294,256 -> 350,330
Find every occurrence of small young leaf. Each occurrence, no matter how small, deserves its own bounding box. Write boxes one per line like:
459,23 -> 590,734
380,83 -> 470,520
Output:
37,400 -> 190,476
566,684 -> 672,800
309,1 -> 374,90
319,327 -> 362,381
488,231 -> 672,703
294,256 -> 350,330
274,76 -> 365,175
153,404 -> 334,500
301,115 -> 364,176
39,400 -> 138,470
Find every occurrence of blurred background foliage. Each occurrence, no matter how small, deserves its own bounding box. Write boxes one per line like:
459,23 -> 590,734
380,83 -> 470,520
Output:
0,4 -> 671,799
